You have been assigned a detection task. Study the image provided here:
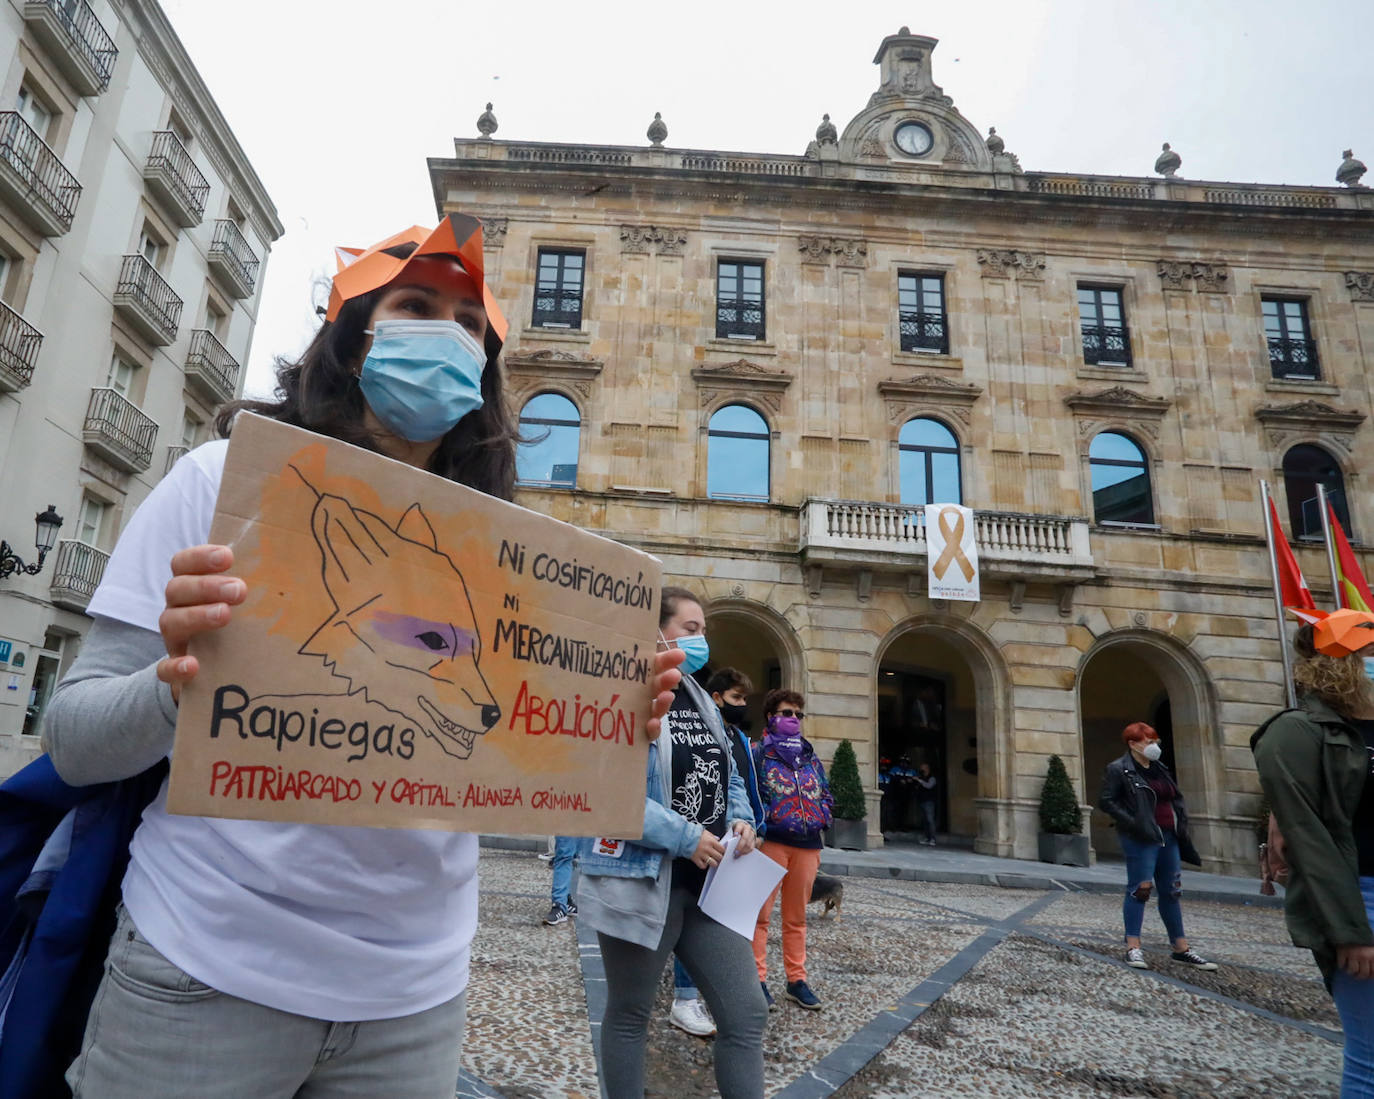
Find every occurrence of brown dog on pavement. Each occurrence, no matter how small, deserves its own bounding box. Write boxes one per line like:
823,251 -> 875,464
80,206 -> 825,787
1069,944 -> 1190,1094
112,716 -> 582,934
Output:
809,874 -> 844,919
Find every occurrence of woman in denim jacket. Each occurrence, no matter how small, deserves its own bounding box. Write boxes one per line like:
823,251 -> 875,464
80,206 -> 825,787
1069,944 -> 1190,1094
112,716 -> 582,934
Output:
578,587 -> 766,1099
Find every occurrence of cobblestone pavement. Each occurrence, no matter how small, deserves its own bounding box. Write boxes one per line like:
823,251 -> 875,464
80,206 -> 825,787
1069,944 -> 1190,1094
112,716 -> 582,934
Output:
461,851 -> 1341,1098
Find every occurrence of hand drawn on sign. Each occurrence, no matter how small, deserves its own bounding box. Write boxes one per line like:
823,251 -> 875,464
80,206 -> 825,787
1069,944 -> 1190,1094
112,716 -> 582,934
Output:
275,463 -> 502,761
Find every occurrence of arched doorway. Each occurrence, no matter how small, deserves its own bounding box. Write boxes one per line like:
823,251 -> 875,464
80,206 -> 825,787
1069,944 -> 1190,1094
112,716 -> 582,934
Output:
702,600 -> 803,738
1078,633 -> 1219,864
876,619 -> 1011,854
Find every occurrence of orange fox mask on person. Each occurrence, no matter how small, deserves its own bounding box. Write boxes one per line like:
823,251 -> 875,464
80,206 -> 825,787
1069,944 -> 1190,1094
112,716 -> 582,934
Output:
1289,607 -> 1374,658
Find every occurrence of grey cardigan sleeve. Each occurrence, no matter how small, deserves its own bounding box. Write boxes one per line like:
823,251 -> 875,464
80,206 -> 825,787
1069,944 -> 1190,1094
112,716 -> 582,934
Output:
41,615 -> 179,786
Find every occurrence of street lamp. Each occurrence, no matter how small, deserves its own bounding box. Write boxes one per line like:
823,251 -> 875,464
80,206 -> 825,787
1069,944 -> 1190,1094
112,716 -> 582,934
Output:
0,506 -> 64,580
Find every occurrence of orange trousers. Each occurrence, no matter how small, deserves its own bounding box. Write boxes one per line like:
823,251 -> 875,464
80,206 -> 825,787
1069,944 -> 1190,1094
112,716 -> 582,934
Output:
752,840 -> 821,983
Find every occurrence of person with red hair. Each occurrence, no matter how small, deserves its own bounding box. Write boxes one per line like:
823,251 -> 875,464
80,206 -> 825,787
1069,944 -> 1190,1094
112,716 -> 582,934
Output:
1098,721 -> 1219,972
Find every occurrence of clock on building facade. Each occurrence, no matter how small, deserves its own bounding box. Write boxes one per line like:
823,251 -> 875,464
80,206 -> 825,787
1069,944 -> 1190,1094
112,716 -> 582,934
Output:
893,120 -> 934,157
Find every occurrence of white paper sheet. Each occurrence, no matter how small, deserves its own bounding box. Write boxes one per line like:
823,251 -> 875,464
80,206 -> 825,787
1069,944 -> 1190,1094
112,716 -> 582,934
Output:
697,832 -> 787,939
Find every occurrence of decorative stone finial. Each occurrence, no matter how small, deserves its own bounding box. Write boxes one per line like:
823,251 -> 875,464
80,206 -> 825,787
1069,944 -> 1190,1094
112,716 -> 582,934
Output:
476,102 -> 497,139
1337,149 -> 1367,188
815,113 -> 838,146
985,126 -> 1004,155
898,25 -> 911,34
1154,141 -> 1181,178
647,112 -> 667,147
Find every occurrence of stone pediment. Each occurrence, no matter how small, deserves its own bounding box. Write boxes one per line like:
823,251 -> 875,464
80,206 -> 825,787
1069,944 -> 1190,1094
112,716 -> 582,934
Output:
878,374 -> 983,427
1064,386 -> 1171,419
691,360 -> 793,415
1255,400 -> 1365,431
836,29 -> 991,171
503,347 -> 604,400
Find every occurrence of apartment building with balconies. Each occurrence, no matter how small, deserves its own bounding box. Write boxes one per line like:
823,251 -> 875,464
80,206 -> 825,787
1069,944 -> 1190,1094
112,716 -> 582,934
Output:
0,0 -> 282,772
429,28 -> 1374,874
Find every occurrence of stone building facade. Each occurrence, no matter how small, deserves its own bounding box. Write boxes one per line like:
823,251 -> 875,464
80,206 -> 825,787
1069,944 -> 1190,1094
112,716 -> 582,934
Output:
0,0 -> 281,774
430,28 -> 1374,874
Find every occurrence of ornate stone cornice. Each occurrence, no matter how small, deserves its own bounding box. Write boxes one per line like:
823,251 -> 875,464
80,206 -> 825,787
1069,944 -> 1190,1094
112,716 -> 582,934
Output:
1065,386 -> 1171,441
1346,271 -> 1374,302
797,236 -> 869,267
620,224 -> 688,255
877,373 -> 983,427
691,359 -> 793,414
976,249 -> 1045,280
502,347 -> 604,400
1156,260 -> 1230,293
1255,400 -> 1366,431
1256,400 -> 1366,456
1065,386 -> 1171,418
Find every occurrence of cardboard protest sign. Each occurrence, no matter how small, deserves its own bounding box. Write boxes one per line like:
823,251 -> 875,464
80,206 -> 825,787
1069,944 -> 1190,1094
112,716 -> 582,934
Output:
925,503 -> 980,602
167,414 -> 661,836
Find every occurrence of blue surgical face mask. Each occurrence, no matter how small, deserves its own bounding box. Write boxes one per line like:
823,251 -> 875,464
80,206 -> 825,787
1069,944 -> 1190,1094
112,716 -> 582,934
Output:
1365,656 -> 1374,682
673,634 -> 710,676
359,319 -> 486,442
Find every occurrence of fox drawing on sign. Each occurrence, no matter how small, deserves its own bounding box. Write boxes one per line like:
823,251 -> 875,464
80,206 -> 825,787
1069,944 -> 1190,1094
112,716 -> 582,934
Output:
288,464 -> 501,761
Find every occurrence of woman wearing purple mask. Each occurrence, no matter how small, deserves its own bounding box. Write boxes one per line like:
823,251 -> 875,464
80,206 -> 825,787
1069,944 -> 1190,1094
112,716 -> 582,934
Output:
752,689 -> 833,1010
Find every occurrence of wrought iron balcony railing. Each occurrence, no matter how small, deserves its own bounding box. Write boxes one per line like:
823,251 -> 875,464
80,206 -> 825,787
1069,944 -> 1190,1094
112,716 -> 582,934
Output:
0,111 -> 82,235
185,329 -> 240,405
532,288 -> 582,328
164,444 -> 189,476
82,386 -> 157,473
799,499 -> 1095,577
49,538 -> 109,611
0,299 -> 44,391
22,0 -> 118,95
144,131 -> 209,225
899,310 -> 949,354
716,297 -> 765,340
208,219 -> 260,297
113,254 -> 183,345
1268,336 -> 1320,379
1081,324 -> 1132,367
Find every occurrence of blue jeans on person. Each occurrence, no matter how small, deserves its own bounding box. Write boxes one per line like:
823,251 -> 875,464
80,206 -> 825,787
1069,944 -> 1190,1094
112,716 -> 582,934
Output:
1331,876 -> 1374,1098
551,835 -> 578,908
1119,829 -> 1185,943
673,956 -> 698,1001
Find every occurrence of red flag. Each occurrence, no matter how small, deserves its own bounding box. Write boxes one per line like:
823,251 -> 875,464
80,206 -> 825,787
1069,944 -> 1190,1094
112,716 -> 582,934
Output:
1328,504 -> 1374,612
1268,498 -> 1315,609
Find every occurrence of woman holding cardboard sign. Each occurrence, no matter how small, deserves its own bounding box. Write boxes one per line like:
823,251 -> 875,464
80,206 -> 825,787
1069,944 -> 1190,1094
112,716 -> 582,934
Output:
578,586 -> 767,1099
40,216 -> 683,1099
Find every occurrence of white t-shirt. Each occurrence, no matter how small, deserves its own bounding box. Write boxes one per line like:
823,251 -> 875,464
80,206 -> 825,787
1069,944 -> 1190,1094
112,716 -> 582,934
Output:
88,440 -> 478,1021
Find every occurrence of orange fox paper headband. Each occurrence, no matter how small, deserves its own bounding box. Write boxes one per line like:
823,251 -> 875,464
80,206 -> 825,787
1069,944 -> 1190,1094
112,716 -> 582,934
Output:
326,213 -> 508,352
1290,607 -> 1374,657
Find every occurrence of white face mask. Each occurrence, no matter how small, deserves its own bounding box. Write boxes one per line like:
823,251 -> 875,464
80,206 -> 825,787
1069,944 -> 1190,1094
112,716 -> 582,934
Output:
1141,742 -> 1163,763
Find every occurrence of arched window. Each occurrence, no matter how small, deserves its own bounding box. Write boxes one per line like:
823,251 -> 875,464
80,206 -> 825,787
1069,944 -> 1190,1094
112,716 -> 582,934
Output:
899,417 -> 962,506
1089,432 -> 1153,524
1283,444 -> 1350,538
516,393 -> 580,487
707,404 -> 770,501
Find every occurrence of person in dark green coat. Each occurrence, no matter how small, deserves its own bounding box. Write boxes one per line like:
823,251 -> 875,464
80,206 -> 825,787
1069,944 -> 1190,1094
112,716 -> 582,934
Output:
1252,616 -> 1374,1098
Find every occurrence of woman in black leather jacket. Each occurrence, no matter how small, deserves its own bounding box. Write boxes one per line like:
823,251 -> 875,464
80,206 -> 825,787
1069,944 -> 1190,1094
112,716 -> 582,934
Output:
1098,722 -> 1219,973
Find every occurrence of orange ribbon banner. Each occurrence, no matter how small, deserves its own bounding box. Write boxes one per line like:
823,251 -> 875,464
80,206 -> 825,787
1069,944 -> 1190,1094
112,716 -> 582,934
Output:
926,503 -> 980,603
932,508 -> 976,582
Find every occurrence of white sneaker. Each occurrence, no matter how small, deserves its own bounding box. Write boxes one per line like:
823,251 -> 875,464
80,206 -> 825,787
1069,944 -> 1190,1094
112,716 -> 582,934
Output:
669,997 -> 716,1038
1125,947 -> 1148,969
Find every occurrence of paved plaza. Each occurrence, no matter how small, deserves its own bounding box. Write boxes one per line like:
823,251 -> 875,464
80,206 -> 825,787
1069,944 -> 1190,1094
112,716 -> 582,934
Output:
457,846 -> 1340,1098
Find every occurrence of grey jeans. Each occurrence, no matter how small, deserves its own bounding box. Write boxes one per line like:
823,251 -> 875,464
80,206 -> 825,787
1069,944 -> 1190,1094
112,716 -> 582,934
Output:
598,881 -> 767,1099
67,905 -> 466,1098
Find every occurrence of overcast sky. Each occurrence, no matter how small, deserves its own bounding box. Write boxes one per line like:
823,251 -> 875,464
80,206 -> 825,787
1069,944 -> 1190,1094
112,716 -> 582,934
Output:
158,0 -> 1370,399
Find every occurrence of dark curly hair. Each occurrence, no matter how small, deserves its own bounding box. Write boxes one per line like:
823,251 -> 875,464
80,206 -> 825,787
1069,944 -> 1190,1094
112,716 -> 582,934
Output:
215,243 -> 517,500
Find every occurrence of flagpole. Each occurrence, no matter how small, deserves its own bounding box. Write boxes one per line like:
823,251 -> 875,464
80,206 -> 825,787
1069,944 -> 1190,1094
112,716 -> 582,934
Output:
1317,484 -> 1342,609
1260,480 -> 1297,708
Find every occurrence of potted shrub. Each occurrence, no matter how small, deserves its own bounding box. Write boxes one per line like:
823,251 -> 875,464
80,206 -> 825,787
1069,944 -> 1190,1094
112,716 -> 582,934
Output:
826,739 -> 868,851
1037,754 -> 1089,866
